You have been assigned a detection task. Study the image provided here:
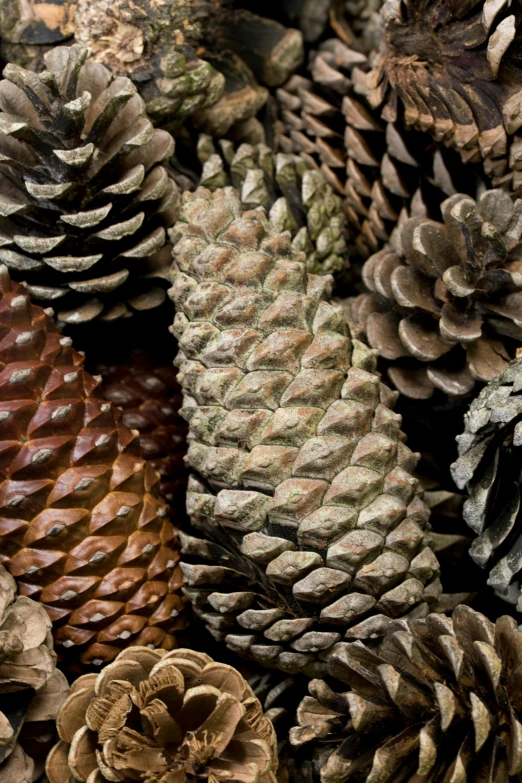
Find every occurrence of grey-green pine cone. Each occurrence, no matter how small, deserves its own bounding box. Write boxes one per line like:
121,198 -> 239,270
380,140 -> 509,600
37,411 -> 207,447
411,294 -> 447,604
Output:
0,44 -> 178,324
170,186 -> 441,678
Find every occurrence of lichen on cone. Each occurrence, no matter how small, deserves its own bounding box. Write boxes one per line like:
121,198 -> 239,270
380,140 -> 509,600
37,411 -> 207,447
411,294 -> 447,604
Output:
46,647 -> 278,783
0,267 -> 185,666
170,186 -> 441,679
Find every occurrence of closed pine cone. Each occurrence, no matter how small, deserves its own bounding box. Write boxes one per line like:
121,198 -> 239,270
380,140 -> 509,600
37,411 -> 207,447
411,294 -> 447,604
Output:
0,268 -> 185,667
170,186 -> 441,679
291,605 -> 522,783
0,44 -> 178,325
46,647 -> 278,783
352,188 -> 522,400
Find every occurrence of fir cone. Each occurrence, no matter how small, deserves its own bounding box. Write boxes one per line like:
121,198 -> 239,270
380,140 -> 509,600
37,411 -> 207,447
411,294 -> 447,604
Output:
98,351 -> 189,511
357,0 -> 522,193
194,134 -> 348,276
0,565 -> 69,782
352,188 -> 522,400
0,44 -> 178,325
46,647 -> 278,783
451,357 -> 522,611
0,268 -> 185,666
291,605 -> 522,782
170,186 -> 441,679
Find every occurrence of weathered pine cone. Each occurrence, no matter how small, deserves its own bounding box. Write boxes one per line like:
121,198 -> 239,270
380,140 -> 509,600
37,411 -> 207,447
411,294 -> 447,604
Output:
170,186 -> 441,679
46,647 -> 278,783
0,268 -> 186,667
451,357 -> 522,611
0,565 -> 69,782
0,44 -> 178,325
291,605 -> 522,782
352,188 -> 522,399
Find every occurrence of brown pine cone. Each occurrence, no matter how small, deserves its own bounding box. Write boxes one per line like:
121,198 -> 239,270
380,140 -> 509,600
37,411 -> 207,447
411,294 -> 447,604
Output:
352,188 -> 522,399
291,605 -> 522,782
46,647 -> 278,783
0,267 -> 186,667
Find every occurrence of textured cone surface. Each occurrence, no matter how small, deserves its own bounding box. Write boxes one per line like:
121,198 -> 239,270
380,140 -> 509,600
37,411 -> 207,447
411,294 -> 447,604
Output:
352,187 -> 522,400
357,0 -> 522,193
0,269 -> 185,666
291,605 -> 522,783
195,134 -> 349,276
170,186 -> 441,678
46,646 -> 278,783
451,357 -> 522,609
276,38 -> 479,261
99,351 -> 189,512
0,44 -> 178,325
0,565 -> 69,781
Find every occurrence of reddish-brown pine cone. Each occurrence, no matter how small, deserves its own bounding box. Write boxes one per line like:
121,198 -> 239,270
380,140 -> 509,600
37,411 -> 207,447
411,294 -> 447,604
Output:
0,268 -> 186,667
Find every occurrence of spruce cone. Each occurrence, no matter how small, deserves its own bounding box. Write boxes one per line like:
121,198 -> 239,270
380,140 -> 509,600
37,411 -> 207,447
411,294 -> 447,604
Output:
0,268 -> 185,666
170,186 -> 441,679
357,0 -> 522,192
0,565 -> 69,782
290,605 -> 522,782
99,351 -> 189,511
0,44 -> 178,325
46,647 -> 278,783
451,357 -> 522,611
194,134 -> 348,276
352,188 -> 522,400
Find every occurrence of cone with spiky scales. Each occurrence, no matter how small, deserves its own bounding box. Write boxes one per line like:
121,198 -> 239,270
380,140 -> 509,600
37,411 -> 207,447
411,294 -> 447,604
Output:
0,267 -> 186,667
170,186 -> 442,679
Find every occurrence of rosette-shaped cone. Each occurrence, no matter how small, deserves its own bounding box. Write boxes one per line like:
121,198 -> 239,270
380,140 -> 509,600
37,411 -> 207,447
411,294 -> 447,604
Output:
0,565 -> 69,782
451,357 -> 522,611
46,647 -> 278,783
356,0 -> 522,192
0,44 -> 178,325
291,605 -> 522,782
352,188 -> 522,400
0,268 -> 186,667
170,186 -> 442,679
193,134 -> 348,276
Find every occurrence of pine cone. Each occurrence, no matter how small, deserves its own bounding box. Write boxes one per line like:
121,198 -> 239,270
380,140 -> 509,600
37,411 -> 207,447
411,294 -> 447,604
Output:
194,134 -> 348,276
357,0 -> 522,193
0,268 -> 186,666
170,186 -> 441,679
276,38 -> 479,261
0,565 -> 69,782
99,351 -> 189,511
330,0 -> 384,54
451,357 -> 522,610
352,188 -> 522,400
291,605 -> 522,782
0,44 -> 179,325
46,646 -> 278,783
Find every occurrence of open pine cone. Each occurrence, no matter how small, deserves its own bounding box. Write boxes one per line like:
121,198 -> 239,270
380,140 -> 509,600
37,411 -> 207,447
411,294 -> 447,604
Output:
0,565 -> 69,782
46,647 -> 278,783
352,188 -> 522,399
0,268 -> 186,667
0,44 -> 178,325
291,605 -> 522,782
170,186 -> 441,679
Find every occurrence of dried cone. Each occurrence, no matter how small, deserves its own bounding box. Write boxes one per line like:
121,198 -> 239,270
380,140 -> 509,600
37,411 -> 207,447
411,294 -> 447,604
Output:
0,565 -> 69,782
451,357 -> 522,611
0,268 -> 185,666
352,188 -> 522,400
357,0 -> 522,192
46,647 -> 278,783
98,351 -> 189,512
195,134 -> 349,276
330,0 -> 384,54
170,186 -> 441,679
0,44 -> 178,325
291,605 -> 522,783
